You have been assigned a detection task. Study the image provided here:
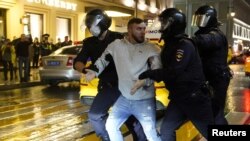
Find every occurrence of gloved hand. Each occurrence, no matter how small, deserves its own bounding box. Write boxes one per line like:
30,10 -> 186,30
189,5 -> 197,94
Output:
139,69 -> 162,82
105,54 -> 113,62
139,70 -> 154,80
82,68 -> 87,74
87,65 -> 99,72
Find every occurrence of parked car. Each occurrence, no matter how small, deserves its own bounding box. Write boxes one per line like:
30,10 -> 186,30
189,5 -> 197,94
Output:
39,44 -> 82,86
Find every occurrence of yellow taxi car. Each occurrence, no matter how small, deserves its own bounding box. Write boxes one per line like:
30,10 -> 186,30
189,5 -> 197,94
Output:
244,56 -> 250,76
79,76 -> 200,141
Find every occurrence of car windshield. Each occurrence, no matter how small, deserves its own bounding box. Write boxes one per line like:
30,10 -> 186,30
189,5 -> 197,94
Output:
52,45 -> 82,55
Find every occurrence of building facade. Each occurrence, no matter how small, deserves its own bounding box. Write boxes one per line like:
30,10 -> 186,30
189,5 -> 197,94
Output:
1,0 -> 249,49
0,0 -> 170,43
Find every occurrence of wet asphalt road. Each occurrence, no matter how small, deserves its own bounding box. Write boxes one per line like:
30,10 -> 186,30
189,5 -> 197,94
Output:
0,83 -> 93,141
225,65 -> 250,114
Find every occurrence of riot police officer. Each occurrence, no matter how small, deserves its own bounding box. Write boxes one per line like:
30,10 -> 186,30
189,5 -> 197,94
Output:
139,8 -> 214,140
192,5 -> 232,125
73,9 -> 146,141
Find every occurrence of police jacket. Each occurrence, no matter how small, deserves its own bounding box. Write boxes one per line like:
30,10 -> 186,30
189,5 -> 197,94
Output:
193,27 -> 228,79
151,34 -> 205,100
73,30 -> 123,85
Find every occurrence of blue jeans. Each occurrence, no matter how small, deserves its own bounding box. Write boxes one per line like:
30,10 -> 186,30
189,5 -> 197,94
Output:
18,56 -> 30,82
2,60 -> 14,80
106,95 -> 161,141
88,82 -> 146,141
88,83 -> 120,139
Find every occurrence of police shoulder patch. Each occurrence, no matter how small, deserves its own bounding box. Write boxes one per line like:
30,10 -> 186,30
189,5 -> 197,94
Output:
176,49 -> 184,62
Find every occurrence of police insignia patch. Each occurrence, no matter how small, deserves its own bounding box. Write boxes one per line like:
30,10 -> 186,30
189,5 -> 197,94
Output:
176,49 -> 184,62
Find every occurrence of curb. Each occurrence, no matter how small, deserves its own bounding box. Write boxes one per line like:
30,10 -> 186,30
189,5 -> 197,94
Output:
0,81 -> 45,91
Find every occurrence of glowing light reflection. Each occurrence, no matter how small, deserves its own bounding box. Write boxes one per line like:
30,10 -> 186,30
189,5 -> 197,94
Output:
242,89 -> 250,112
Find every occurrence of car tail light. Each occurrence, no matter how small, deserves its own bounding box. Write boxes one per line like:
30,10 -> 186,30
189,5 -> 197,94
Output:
67,57 -> 73,66
74,41 -> 82,45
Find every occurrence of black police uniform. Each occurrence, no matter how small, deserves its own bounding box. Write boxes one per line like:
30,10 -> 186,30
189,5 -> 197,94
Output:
193,27 -> 231,125
139,8 -> 214,140
74,30 -> 146,141
140,34 -> 214,140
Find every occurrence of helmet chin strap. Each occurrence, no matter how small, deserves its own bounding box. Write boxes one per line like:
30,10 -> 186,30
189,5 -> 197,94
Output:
98,30 -> 105,38
98,30 -> 108,40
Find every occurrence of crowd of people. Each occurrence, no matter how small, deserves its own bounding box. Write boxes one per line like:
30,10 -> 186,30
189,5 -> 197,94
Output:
0,34 -> 72,83
73,4 -> 232,141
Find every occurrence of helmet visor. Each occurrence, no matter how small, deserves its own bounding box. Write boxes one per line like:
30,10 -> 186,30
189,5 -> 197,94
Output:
159,17 -> 174,33
85,14 -> 103,29
191,14 -> 210,27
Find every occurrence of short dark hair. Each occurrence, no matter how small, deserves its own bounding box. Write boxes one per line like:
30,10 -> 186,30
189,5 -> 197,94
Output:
127,18 -> 144,28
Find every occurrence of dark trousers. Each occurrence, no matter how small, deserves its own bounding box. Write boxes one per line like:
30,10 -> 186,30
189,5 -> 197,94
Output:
18,56 -> 30,82
2,60 -> 14,80
160,91 -> 214,141
209,77 -> 230,125
33,55 -> 39,68
88,82 -> 146,141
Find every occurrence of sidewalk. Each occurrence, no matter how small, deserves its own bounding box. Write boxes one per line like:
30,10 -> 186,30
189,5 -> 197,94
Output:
0,68 -> 44,91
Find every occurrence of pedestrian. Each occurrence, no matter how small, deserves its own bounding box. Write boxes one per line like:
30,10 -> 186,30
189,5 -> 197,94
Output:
85,17 -> 162,141
12,36 -> 19,79
16,34 -> 32,82
73,9 -> 146,141
1,39 -> 15,81
40,34 -> 52,57
61,36 -> 71,47
138,8 -> 214,140
55,38 -> 62,50
191,5 -> 232,125
32,37 -> 41,68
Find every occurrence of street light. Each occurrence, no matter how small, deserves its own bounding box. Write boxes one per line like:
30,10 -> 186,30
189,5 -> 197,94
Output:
230,11 -> 235,17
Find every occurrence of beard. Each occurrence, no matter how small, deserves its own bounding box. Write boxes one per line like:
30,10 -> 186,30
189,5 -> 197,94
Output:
132,34 -> 144,43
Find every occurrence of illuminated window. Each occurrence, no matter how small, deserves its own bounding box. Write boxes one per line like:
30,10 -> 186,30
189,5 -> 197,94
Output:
56,17 -> 71,41
26,13 -> 43,40
0,9 -> 6,38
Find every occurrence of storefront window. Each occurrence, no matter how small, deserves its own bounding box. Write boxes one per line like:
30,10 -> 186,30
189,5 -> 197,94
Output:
0,9 -> 6,40
26,13 -> 43,40
56,17 -> 71,42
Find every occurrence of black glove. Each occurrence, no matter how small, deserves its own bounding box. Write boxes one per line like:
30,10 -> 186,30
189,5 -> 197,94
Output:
105,54 -> 113,62
87,65 -> 99,72
82,68 -> 87,74
139,69 -> 162,82
139,70 -> 154,80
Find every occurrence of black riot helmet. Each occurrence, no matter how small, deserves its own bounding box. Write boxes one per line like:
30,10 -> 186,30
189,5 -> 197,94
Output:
159,8 -> 186,39
85,9 -> 111,37
192,5 -> 221,28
